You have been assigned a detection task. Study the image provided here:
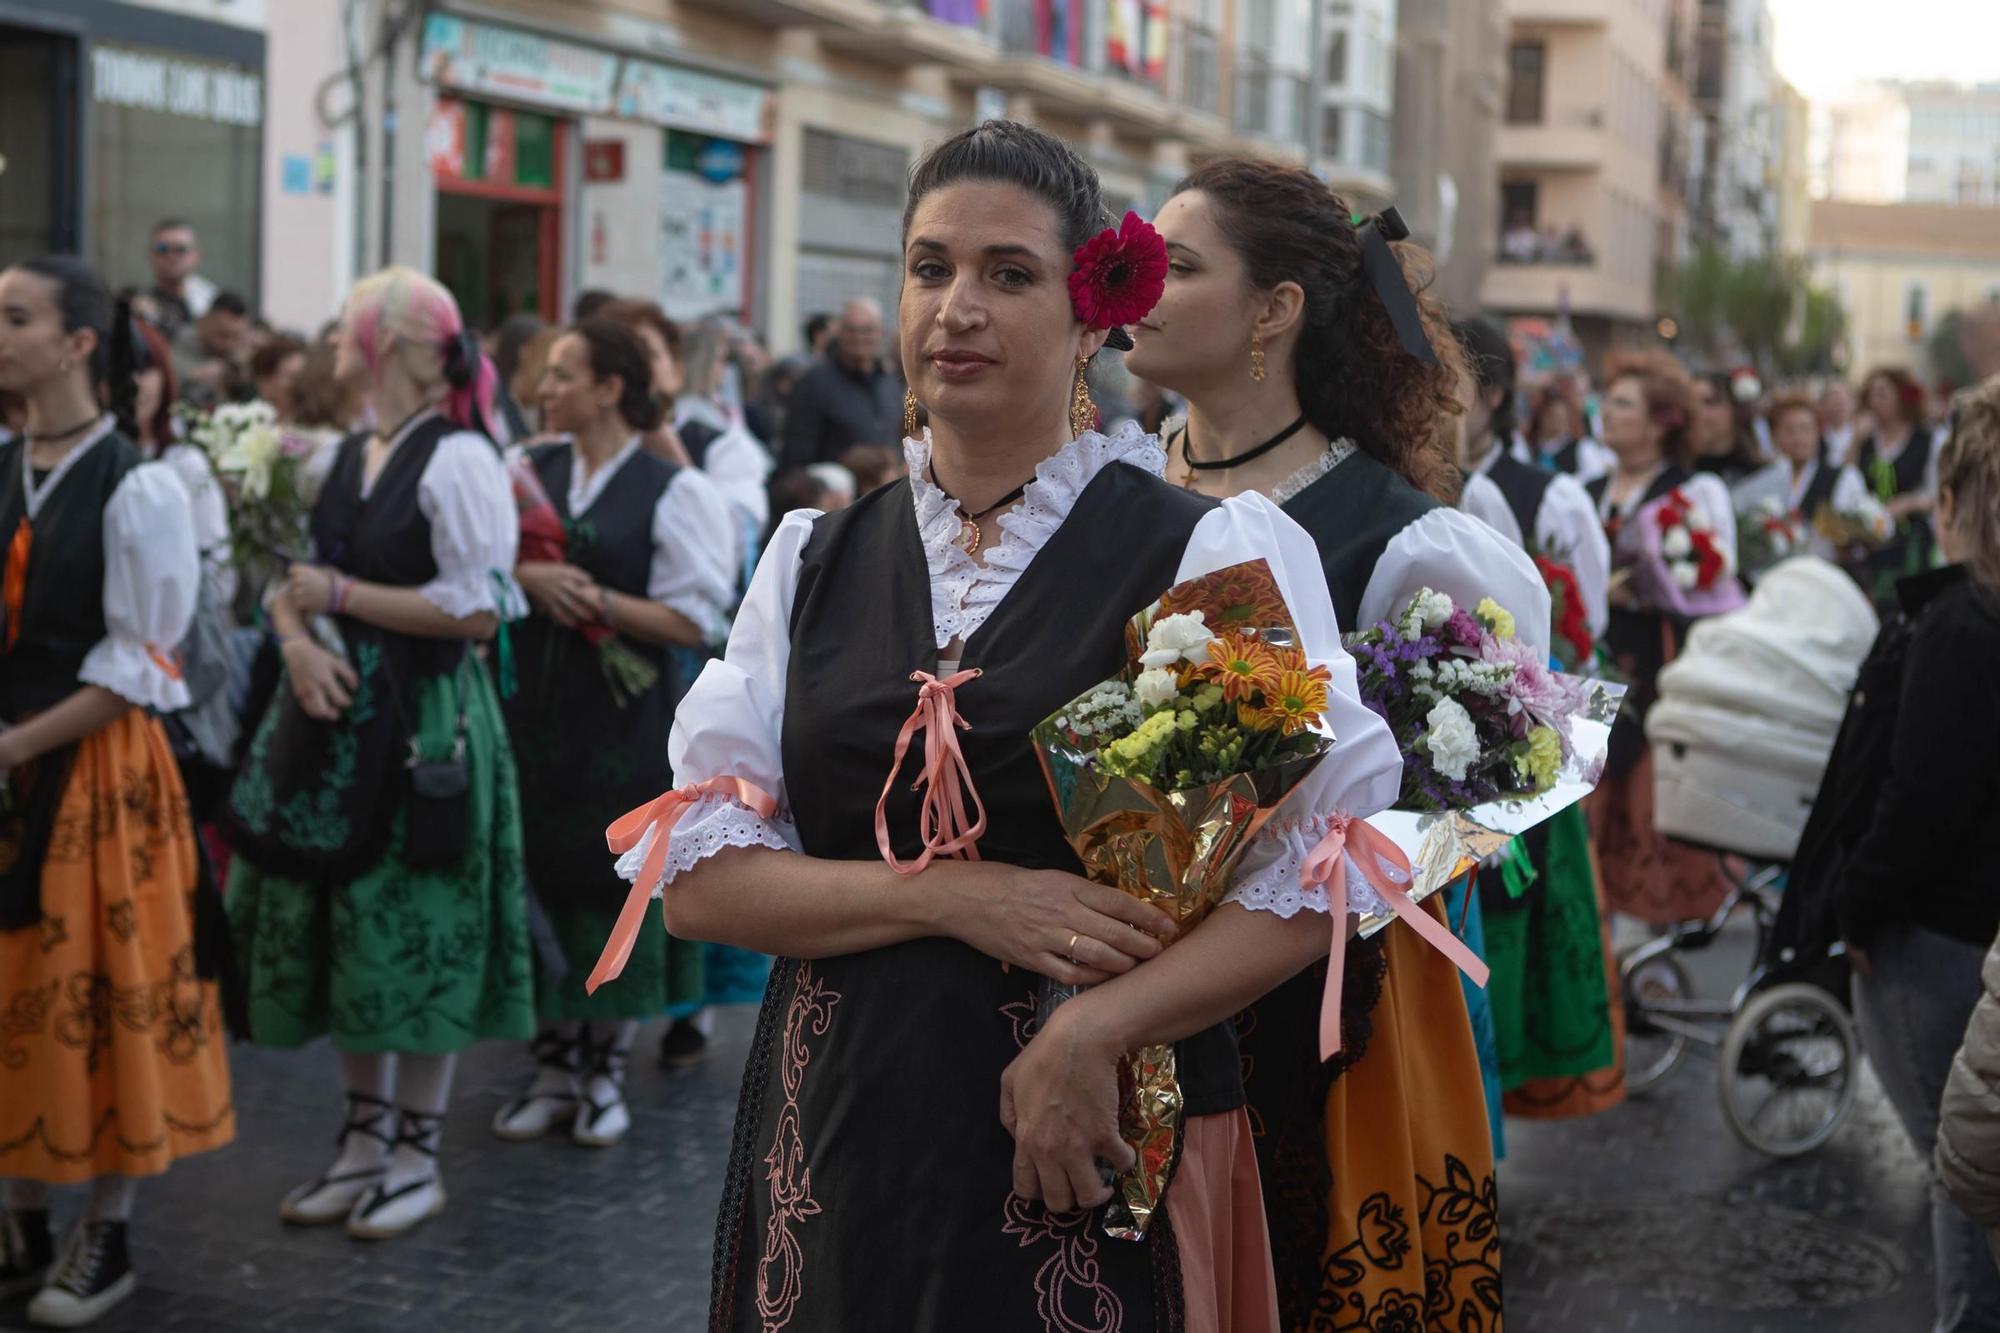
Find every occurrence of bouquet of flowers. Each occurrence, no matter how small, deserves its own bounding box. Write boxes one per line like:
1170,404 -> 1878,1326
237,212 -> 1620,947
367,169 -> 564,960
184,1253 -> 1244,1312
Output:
1737,497 -> 1806,583
1812,501 -> 1893,552
1533,550 -> 1594,672
508,457 -> 660,706
1343,588 -> 1626,938
1031,559 -> 1335,1240
1625,486 -> 1745,618
181,400 -> 316,578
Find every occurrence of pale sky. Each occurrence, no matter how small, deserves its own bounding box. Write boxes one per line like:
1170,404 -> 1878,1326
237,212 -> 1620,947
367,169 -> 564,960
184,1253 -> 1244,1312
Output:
1769,0 -> 2000,100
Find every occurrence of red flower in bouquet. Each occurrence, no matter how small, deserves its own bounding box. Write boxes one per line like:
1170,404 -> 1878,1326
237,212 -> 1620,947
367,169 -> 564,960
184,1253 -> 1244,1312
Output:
1069,211 -> 1168,332
1534,553 -> 1593,669
1655,488 -> 1727,592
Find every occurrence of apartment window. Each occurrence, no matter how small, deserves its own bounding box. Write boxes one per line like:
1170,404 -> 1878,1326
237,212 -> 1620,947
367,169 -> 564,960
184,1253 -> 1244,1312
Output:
1321,105 -> 1344,160
1500,181 -> 1538,240
1905,282 -> 1929,340
1235,58 -> 1272,137
1182,23 -> 1220,116
1325,29 -> 1347,86
1506,41 -> 1545,125
1359,108 -> 1389,173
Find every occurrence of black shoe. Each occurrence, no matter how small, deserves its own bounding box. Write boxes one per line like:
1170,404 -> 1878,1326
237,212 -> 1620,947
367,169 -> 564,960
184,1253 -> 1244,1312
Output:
1,1208 -> 55,1301
658,1018 -> 709,1068
28,1220 -> 134,1328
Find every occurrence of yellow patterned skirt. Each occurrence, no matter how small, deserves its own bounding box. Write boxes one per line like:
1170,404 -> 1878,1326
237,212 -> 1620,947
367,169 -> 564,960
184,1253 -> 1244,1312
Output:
0,710 -> 234,1183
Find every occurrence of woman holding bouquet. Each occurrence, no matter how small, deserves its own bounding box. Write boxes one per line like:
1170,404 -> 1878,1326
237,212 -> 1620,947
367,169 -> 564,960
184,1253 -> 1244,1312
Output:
1586,351 -> 1739,927
491,319 -> 736,1146
1737,392 -> 1888,564
604,121 -> 1402,1332
224,266 -> 534,1239
0,255 -> 232,1326
1125,158 -> 1545,1331
1852,365 -> 1941,604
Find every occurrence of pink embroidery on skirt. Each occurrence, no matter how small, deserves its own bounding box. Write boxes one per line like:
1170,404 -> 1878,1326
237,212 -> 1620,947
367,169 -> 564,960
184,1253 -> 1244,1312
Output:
756,961 -> 840,1332
999,995 -> 1125,1333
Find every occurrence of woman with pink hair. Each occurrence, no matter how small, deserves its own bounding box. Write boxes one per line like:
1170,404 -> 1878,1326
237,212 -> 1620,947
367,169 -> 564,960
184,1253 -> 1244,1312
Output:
223,266 -> 535,1239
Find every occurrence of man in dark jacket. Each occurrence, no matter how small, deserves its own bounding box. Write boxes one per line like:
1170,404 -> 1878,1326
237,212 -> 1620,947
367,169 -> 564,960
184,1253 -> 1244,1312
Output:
780,298 -> 902,467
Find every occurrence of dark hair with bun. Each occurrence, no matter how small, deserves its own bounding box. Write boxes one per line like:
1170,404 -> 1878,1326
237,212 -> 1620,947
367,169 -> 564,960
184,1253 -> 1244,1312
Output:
903,120 -> 1109,262
1452,317 -> 1517,444
570,318 -> 664,432
1171,159 -> 1464,502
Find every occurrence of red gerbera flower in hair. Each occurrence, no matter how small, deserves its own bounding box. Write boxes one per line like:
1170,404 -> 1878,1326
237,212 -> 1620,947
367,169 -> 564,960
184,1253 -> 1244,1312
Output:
1068,211 -> 1169,332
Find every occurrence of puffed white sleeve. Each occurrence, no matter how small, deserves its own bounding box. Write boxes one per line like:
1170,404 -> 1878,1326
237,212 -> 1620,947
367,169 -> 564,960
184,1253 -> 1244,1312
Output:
1458,473 -> 1525,548
1683,472 -> 1741,573
160,441 -> 237,607
416,431 -> 527,620
704,425 -> 774,531
613,508 -> 818,896
1357,506 -> 1553,657
1170,493 -> 1404,920
79,463 -> 199,712
1537,472 -> 1613,639
650,468 -> 739,647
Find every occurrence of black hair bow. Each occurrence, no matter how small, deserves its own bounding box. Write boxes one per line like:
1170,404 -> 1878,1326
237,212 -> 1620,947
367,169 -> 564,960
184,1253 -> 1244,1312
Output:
1355,207 -> 1437,367
442,329 -> 481,389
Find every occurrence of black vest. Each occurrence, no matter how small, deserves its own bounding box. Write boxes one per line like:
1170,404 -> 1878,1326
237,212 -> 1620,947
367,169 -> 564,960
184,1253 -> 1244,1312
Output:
1858,427 -> 1932,498
1279,448 -> 1440,629
1547,437 -> 1585,476
1798,460 -> 1842,523
1483,450 -> 1557,544
678,419 -> 722,470
0,429 -> 140,718
779,462 -> 1245,1111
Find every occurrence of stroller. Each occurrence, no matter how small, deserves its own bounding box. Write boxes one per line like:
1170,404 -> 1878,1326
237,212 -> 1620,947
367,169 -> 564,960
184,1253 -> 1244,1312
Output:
1623,558 -> 1879,1156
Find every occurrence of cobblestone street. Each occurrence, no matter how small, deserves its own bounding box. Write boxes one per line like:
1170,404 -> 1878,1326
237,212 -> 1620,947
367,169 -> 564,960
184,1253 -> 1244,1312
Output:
2,920 -> 1943,1331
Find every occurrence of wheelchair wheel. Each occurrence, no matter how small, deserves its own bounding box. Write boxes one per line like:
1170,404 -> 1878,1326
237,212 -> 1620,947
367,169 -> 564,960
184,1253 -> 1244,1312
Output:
1717,982 -> 1858,1158
1622,952 -> 1692,1094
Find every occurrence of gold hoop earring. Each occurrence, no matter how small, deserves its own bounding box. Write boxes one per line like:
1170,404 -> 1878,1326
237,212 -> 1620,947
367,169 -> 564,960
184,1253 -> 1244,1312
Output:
903,387 -> 920,441
1070,356 -> 1094,437
1249,334 -> 1266,383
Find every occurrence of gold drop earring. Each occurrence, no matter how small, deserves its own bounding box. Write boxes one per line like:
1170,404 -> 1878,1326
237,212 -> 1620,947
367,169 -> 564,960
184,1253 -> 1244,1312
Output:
903,388 -> 920,440
1250,334 -> 1266,383
1069,356 -> 1094,436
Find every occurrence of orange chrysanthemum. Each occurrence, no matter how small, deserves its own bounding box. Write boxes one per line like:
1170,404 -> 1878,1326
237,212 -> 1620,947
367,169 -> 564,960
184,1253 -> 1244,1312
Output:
1201,633 -> 1284,704
1157,565 -> 1290,631
1250,666 -> 1332,735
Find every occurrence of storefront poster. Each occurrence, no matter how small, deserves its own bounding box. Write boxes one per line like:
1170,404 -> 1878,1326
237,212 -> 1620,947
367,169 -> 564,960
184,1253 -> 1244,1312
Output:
427,98 -> 468,178
617,60 -> 769,144
421,14 -> 618,115
659,168 -> 746,320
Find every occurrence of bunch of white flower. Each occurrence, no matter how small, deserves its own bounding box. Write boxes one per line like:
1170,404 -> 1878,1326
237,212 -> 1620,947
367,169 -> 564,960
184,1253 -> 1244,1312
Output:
1423,697 -> 1482,781
198,400 -> 285,502
1061,681 -> 1144,737
1133,666 -> 1181,710
1139,611 -> 1215,670
1397,588 -> 1455,638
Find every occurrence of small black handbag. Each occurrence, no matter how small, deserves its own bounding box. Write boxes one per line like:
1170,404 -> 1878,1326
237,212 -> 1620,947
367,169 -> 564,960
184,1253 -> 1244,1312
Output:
401,655 -> 473,870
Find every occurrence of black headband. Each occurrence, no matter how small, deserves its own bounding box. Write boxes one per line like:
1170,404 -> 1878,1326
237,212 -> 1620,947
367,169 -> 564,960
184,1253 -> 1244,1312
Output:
1354,207 -> 1437,367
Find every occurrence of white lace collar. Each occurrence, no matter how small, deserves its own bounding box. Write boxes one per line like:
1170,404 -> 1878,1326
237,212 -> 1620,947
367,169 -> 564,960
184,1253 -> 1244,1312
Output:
1268,441 -> 1358,506
902,422 -> 1167,650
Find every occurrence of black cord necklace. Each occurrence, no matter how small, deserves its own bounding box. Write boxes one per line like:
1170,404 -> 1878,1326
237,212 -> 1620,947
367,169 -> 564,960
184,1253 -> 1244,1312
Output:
932,469 -> 1030,556
1180,413 -> 1309,474
27,414 -> 100,444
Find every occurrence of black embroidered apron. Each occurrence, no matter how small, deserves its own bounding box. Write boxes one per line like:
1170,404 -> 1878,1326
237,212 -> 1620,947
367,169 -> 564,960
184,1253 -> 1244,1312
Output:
710,463 -> 1228,1332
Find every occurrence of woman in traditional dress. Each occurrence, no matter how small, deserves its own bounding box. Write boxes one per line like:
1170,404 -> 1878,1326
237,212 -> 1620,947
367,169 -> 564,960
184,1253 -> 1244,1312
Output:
0,255 -> 233,1327
1737,392 -> 1889,565
1585,351 -> 1739,928
601,120 -> 1403,1332
223,266 -> 534,1239
1124,158 -> 1547,1332
490,319 -> 736,1146
1852,365 -> 1941,605
1692,371 -> 1768,490
1453,316 -> 1625,1124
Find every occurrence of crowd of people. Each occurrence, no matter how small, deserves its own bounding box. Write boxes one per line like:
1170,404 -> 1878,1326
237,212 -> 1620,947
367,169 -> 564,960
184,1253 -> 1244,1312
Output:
1,117 -> 1998,1332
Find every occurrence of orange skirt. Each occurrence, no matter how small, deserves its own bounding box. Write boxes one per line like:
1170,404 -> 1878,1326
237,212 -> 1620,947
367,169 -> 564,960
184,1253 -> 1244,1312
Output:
0,710 -> 234,1183
1316,896 -> 1503,1330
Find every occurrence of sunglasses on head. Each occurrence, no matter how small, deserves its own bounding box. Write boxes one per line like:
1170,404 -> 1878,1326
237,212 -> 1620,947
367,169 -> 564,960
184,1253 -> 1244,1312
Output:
153,242 -> 191,256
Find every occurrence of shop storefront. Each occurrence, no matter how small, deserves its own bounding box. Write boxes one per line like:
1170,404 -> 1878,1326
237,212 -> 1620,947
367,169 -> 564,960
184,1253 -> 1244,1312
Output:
0,0 -> 264,300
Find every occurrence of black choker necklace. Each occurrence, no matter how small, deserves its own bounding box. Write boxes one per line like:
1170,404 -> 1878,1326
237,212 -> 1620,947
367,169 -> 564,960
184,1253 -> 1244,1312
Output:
27,415 -> 99,444
1181,414 -> 1309,473
932,469 -> 1030,556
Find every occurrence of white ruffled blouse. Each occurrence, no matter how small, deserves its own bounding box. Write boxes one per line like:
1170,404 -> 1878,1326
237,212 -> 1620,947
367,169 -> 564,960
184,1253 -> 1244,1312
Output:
619,423 -> 1406,921
26,419 -> 200,713
1459,446 -> 1612,639
360,413 -> 526,620
564,436 -> 740,645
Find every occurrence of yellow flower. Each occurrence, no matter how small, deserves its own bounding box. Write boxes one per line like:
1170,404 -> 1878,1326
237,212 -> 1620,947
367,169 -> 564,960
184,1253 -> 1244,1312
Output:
1475,598 -> 1515,640
1515,725 -> 1562,791
1200,633 -> 1284,704
1249,666 -> 1332,736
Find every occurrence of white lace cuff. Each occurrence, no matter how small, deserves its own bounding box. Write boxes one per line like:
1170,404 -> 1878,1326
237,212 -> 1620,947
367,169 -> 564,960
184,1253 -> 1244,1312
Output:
612,792 -> 799,898
79,637 -> 192,713
1223,814 -> 1391,920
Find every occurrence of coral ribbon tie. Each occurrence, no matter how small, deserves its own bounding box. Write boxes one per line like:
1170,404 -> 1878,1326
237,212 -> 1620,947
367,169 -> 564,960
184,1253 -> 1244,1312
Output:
875,668 -> 987,876
587,776 -> 777,995
1301,816 -> 1489,1060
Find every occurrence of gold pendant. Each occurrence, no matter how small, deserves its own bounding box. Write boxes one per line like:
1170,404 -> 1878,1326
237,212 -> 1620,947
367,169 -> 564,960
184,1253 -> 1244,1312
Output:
955,515 -> 982,555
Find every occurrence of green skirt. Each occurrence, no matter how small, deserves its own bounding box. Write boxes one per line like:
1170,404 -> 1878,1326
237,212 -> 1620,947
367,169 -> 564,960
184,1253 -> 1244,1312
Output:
536,900 -> 704,1022
1483,804 -> 1617,1088
226,661 -> 536,1053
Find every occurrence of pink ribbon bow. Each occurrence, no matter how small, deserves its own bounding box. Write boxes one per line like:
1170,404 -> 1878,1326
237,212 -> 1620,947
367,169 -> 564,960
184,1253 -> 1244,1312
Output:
875,668 -> 988,876
588,775 -> 778,995
1302,815 -> 1491,1060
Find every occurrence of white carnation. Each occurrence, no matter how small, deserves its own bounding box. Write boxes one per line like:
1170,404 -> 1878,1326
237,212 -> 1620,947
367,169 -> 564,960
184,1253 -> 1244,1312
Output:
1685,508 -> 1712,533
1661,526 -> 1692,558
1671,560 -> 1699,589
1140,611 -> 1214,669
1133,667 -> 1180,710
1423,697 -> 1482,782
1414,589 -> 1454,632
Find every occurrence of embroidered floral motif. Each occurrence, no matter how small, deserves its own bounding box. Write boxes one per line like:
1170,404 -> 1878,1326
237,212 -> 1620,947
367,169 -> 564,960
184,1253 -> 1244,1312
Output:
1,982 -> 58,1070
756,961 -> 839,1332
38,915 -> 67,954
1307,1154 -> 1502,1332
1002,1193 -> 1126,1333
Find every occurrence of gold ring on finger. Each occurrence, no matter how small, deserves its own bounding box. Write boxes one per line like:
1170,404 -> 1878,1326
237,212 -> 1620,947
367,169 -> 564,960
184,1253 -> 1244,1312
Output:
1066,932 -> 1080,965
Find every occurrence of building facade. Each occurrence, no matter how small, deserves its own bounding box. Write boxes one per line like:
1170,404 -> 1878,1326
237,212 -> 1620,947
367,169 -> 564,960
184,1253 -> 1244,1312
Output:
1903,82 -> 2000,206
1317,0 -> 1397,206
1388,0 -> 1506,311
1689,0 -> 1777,258
1808,200 -> 2000,383
1480,0 -> 1677,365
